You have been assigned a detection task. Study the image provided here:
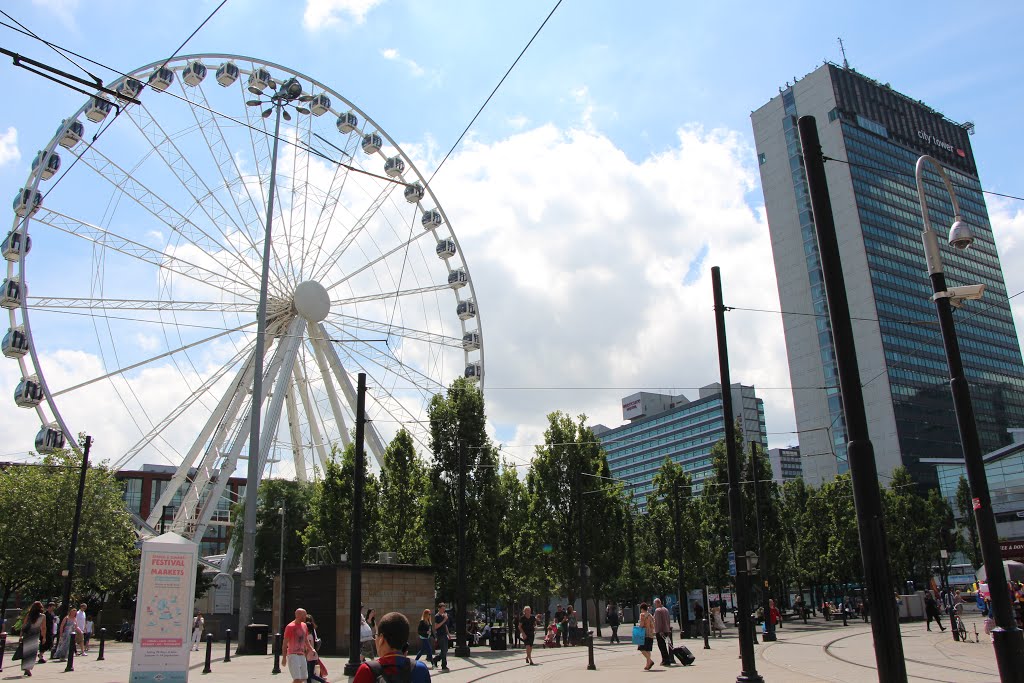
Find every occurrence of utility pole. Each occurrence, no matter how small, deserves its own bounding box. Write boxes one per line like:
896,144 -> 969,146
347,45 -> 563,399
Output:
343,373 -> 367,677
454,441 -> 470,657
577,470 -> 595,670
751,443 -> 764,607
61,435 -> 91,621
798,115 -> 907,682
712,266 -> 763,683
278,503 -> 285,633
627,501 -> 638,625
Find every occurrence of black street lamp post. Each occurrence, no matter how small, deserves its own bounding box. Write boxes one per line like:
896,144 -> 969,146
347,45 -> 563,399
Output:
343,372 -> 368,676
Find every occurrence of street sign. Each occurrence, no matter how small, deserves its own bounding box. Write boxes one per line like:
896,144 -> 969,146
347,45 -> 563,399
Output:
728,551 -> 737,577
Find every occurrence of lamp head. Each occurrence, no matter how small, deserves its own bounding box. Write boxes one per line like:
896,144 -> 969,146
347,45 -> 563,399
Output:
948,217 -> 974,250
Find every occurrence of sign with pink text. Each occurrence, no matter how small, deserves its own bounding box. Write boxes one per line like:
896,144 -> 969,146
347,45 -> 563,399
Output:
130,532 -> 198,683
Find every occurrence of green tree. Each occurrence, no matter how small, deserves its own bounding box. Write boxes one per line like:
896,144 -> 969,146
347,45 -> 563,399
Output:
301,443 -> 380,563
527,411 -> 612,603
493,461 -> 540,616
230,478 -> 312,606
954,476 -> 982,569
820,474 -> 860,590
424,377 -> 498,600
647,459 -> 698,626
883,467 -> 935,586
377,429 -> 429,564
0,449 -> 136,614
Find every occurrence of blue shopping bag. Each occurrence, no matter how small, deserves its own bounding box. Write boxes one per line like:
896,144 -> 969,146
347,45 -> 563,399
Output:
632,625 -> 646,645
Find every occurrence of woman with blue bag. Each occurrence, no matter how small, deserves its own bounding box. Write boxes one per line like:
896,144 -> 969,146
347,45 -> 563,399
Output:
633,602 -> 657,671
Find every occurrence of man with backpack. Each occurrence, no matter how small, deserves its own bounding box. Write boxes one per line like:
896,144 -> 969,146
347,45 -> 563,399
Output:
353,612 -> 431,683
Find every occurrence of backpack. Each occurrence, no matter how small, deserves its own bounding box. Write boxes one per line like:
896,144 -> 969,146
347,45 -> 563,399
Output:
366,657 -> 413,683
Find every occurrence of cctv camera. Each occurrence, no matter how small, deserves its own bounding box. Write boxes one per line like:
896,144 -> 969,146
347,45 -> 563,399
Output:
948,219 -> 974,250
947,284 -> 985,301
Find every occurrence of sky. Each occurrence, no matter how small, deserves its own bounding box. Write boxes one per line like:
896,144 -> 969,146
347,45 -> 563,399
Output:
1,0 -> 1023,476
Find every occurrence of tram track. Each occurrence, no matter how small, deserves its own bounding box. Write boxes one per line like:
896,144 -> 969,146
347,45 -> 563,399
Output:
819,629 -> 997,682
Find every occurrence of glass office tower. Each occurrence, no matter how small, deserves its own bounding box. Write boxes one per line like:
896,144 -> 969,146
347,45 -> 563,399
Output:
751,63 -> 1024,489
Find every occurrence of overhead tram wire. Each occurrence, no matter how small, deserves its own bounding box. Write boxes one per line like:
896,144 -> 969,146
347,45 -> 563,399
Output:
425,0 -> 565,186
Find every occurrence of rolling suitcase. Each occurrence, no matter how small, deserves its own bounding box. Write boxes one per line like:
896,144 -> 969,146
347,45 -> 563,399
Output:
672,644 -> 695,666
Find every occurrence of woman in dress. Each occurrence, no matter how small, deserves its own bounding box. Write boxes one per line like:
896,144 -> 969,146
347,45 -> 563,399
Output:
20,601 -> 45,677
414,609 -> 436,668
53,607 -> 77,661
519,606 -> 536,665
304,615 -> 327,683
711,604 -> 726,637
637,602 -> 656,671
359,608 -> 376,660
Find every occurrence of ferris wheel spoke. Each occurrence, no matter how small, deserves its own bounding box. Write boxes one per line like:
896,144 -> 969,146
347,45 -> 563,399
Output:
71,144 -> 264,284
293,357 -> 330,472
322,226 -> 434,293
50,321 -> 254,398
32,208 -> 258,300
123,102 -> 262,264
111,339 -> 255,471
310,182 -> 395,284
327,312 -> 463,348
28,296 -> 258,313
334,330 -> 445,396
178,79 -> 267,250
332,283 -> 451,307
306,136 -> 359,276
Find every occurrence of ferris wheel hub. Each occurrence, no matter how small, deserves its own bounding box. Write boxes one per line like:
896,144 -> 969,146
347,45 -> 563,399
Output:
293,280 -> 330,322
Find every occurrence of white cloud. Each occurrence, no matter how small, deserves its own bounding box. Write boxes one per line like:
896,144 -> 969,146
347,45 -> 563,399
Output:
31,0 -> 79,31
990,197 -> 1024,346
304,0 -> 384,30
379,48 -> 435,82
413,122 -> 794,455
0,127 -> 20,167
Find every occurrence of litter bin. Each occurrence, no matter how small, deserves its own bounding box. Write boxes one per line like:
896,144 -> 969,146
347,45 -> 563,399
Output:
489,626 -> 507,650
246,624 -> 270,655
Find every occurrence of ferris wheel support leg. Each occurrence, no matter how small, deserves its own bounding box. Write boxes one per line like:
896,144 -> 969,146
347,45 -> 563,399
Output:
293,362 -> 330,473
284,383 -> 307,483
308,332 -> 352,450
315,323 -> 386,466
147,352 -> 257,530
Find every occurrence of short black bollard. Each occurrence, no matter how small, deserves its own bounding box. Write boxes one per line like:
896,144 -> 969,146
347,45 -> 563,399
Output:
272,633 -> 281,674
65,639 -> 76,672
203,632 -> 213,674
802,608 -> 808,625
0,631 -> 6,671
702,618 -> 710,650
97,627 -> 106,661
224,629 -> 232,662
842,608 -> 848,627
586,632 -> 596,670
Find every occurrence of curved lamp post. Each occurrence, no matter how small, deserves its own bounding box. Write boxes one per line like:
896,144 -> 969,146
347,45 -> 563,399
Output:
915,154 -> 1024,682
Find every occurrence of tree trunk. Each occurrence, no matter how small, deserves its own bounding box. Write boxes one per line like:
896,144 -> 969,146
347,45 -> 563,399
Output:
593,595 -> 602,636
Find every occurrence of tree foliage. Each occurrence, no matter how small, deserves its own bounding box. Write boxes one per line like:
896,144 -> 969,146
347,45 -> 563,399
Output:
301,443 -> 380,564
377,429 -> 430,564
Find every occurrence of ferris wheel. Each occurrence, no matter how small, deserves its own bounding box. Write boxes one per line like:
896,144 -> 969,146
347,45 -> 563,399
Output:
5,54 -> 484,564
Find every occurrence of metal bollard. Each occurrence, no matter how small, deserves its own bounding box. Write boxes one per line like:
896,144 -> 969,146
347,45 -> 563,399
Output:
586,632 -> 596,670
272,633 -> 281,674
802,608 -> 808,625
842,608 -> 848,627
702,618 -> 710,650
203,632 -> 213,674
224,629 -> 232,662
97,627 -> 106,661
65,638 -> 76,672
0,631 -> 6,671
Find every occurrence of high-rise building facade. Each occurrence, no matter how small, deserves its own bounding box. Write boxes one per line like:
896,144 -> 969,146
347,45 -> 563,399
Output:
592,383 -> 767,509
752,63 -> 1024,489
768,447 -> 803,482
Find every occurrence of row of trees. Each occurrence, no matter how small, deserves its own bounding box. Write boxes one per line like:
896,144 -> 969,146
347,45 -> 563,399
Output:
241,376 -> 976,618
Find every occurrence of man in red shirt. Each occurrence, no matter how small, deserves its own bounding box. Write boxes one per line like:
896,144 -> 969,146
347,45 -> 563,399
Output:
284,608 -> 312,683
353,612 -> 430,683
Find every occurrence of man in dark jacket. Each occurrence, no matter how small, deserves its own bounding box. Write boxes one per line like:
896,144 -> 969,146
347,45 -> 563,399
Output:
40,603 -> 57,663
924,590 -> 946,632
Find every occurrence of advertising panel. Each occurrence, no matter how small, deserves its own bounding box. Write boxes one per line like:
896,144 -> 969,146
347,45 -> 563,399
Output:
130,533 -> 198,683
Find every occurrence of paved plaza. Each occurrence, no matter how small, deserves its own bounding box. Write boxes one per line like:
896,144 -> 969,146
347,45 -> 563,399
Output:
1,612 -> 998,682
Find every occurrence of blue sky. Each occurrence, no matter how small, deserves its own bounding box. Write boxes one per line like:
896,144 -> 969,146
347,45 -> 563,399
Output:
1,0 -> 1022,472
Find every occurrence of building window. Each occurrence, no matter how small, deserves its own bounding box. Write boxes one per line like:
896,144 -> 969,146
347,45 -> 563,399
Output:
758,152 -> 767,165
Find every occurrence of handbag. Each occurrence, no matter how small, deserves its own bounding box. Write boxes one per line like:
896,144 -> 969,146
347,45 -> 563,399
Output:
12,642 -> 24,660
631,625 -> 646,645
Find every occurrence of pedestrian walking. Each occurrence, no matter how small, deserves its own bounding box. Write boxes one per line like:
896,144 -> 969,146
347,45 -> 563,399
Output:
567,606 -> 578,646
284,608 -> 311,683
433,602 -> 451,671
39,603 -> 56,664
519,606 -> 536,665
304,615 -> 327,683
359,608 -> 376,661
20,601 -> 45,677
653,598 -> 672,666
75,604 -> 87,656
554,604 -> 567,647
607,601 -> 621,643
924,590 -> 946,632
53,607 -> 77,661
191,612 -> 205,651
637,602 -> 656,671
693,601 -> 705,639
84,615 -> 94,652
414,609 -> 436,668
767,599 -> 781,639
710,604 -> 725,637
351,612 -> 430,683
